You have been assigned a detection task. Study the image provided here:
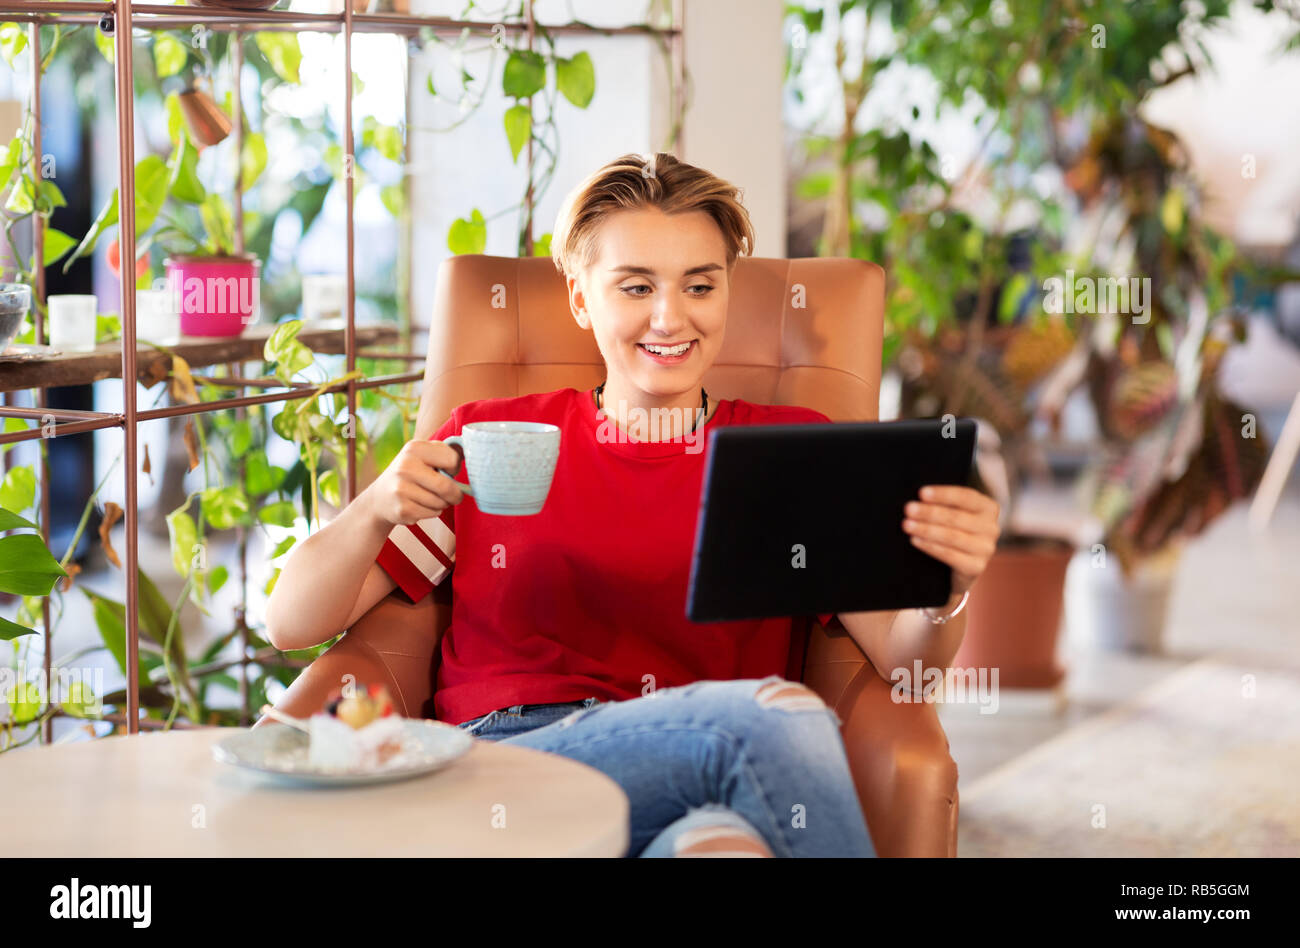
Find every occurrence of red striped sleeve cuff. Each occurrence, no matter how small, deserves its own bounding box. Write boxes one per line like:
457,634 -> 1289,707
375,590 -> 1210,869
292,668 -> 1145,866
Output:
375,512 -> 455,604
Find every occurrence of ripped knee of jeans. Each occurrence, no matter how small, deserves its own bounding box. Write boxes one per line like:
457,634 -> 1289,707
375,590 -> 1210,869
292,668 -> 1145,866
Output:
754,679 -> 827,713
673,823 -> 774,858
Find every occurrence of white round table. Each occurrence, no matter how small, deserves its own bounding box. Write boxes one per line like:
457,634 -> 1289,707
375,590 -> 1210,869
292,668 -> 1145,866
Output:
2,727 -> 629,857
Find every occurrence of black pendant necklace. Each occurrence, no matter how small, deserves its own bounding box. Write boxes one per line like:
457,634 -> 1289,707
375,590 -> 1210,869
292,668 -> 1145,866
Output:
594,381 -> 709,434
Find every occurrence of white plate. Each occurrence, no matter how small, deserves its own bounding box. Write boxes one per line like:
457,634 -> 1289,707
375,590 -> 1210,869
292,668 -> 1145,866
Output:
211,719 -> 473,787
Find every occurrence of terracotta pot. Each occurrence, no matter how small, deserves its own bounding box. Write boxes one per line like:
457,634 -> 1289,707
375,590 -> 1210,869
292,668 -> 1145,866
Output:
177,87 -> 232,148
952,536 -> 1073,688
163,253 -> 261,338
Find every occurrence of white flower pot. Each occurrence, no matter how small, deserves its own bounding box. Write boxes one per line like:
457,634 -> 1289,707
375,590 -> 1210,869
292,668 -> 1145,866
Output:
1064,543 -> 1182,653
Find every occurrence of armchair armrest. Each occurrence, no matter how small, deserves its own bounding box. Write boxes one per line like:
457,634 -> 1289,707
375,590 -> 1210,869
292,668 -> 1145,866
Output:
801,618 -> 959,857
255,583 -> 450,727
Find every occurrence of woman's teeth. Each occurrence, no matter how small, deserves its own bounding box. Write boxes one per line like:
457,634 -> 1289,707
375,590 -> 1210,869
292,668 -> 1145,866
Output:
639,342 -> 692,356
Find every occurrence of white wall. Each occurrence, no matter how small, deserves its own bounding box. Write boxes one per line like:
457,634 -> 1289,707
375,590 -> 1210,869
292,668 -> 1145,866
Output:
681,0 -> 788,257
407,0 -> 790,329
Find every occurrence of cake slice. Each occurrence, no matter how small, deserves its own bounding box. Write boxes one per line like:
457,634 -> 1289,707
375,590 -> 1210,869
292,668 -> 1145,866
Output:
306,684 -> 408,771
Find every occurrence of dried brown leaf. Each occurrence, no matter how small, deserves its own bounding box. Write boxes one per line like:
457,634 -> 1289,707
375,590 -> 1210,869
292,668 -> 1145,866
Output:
99,501 -> 124,569
170,354 -> 200,405
59,561 -> 82,593
183,418 -> 200,472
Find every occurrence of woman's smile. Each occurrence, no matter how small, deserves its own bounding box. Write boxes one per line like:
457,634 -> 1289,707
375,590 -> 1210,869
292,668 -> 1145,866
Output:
636,339 -> 697,364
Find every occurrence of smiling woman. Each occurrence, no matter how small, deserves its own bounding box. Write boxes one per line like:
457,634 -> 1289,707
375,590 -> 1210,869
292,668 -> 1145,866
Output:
549,153 -> 752,442
267,151 -> 997,857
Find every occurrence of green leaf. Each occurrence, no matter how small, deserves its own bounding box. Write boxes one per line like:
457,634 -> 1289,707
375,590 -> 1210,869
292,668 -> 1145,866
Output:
502,49 -> 546,98
2,678 -> 41,721
200,485 -> 250,530
257,500 -> 297,527
532,232 -> 552,257
370,124 -> 403,163
229,419 -> 253,458
255,33 -> 302,84
317,469 -> 340,508
0,614 -> 38,641
0,505 -> 37,530
96,313 -> 121,343
166,509 -> 199,578
153,33 -> 187,78
270,536 -> 297,559
447,208 -> 486,255
4,172 -> 34,215
164,91 -> 186,145
36,178 -> 67,212
998,272 -> 1030,323
504,104 -> 531,162
199,192 -> 235,256
796,171 -> 834,200
0,22 -> 29,68
0,533 -> 67,596
42,227 -> 76,266
94,27 -> 114,65
244,453 -> 286,496
241,131 -> 268,191
62,155 -> 169,274
379,183 -> 405,219
555,52 -> 595,108
167,135 -> 205,204
81,587 -> 162,683
206,563 -> 229,596
0,135 -> 21,196
264,320 -> 314,384
60,679 -> 98,718
0,465 -> 35,513
0,418 -> 30,456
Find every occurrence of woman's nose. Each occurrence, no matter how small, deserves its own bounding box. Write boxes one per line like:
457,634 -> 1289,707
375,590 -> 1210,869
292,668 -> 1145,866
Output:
649,301 -> 687,335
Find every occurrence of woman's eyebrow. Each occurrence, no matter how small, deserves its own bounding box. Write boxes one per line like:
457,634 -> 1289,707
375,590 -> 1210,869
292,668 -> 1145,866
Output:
609,263 -> 724,276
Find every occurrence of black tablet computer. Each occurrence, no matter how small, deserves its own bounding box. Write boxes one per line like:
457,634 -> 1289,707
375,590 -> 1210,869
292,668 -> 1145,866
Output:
685,417 -> 978,623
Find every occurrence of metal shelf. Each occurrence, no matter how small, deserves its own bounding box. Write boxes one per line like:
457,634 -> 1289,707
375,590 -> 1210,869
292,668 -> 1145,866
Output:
0,3 -> 682,35
0,0 -> 688,739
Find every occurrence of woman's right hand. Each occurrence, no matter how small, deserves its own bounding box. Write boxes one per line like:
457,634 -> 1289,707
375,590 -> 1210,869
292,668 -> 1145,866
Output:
363,438 -> 468,528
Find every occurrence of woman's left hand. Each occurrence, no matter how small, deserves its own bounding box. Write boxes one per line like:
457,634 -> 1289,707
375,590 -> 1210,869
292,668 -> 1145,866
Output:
901,485 -> 1001,595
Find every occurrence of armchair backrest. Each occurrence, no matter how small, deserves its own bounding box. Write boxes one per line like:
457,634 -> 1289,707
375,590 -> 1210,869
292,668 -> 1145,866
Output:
414,255 -> 884,438
413,253 -> 885,678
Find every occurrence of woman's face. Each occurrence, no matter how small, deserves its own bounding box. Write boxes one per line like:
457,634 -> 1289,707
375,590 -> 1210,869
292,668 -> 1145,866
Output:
567,206 -> 729,403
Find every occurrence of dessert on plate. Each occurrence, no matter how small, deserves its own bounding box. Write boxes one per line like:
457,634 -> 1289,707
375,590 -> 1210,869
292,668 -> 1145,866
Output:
307,684 -> 408,771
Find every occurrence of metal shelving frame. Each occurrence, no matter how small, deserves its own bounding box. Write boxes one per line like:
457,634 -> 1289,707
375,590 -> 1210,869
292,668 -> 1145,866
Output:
0,0 -> 686,741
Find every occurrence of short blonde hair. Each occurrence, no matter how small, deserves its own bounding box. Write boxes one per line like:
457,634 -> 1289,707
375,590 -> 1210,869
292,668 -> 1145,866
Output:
550,152 -> 756,278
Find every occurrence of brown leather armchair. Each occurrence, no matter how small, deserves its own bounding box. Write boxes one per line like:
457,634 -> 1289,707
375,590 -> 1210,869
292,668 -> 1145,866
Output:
262,254 -> 960,857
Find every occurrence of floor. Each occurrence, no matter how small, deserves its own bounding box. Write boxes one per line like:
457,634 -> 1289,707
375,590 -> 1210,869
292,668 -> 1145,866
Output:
940,474 -> 1300,788
938,311 -> 1300,803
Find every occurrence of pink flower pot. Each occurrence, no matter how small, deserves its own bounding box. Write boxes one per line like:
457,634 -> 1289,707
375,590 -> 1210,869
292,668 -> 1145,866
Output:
164,254 -> 261,337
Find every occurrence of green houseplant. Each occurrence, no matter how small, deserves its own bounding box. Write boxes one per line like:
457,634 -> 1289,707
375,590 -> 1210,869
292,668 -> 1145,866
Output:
783,0 -> 1293,670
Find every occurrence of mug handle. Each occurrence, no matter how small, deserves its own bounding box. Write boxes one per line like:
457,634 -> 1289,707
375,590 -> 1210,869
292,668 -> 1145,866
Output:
436,435 -> 473,497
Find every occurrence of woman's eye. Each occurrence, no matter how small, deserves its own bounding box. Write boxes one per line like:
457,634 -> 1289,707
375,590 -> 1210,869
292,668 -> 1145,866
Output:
688,284 -> 714,295
621,284 -> 652,297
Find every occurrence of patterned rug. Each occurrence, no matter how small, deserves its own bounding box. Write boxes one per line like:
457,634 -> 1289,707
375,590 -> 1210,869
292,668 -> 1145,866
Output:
958,652 -> 1300,856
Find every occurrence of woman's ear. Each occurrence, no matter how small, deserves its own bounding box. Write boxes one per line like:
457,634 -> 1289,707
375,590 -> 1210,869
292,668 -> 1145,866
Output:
567,273 -> 591,330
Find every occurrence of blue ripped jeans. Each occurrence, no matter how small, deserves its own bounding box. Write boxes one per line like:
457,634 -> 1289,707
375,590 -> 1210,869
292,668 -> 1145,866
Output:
454,675 -> 876,858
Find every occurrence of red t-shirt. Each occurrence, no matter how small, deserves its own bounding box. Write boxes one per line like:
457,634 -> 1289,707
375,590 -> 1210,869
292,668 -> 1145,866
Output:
375,386 -> 836,725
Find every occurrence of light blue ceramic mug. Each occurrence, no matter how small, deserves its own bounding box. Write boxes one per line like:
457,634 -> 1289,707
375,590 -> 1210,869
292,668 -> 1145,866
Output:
436,421 -> 561,516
